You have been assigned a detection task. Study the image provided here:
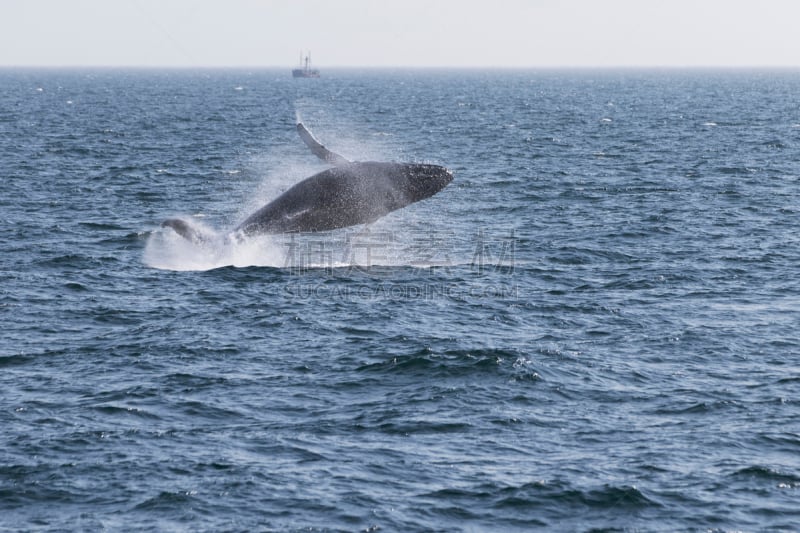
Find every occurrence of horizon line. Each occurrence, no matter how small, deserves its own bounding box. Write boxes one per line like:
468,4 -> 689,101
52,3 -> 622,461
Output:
3,64 -> 800,70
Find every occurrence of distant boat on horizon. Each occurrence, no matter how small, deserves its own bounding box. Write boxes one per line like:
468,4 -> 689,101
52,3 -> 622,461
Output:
292,52 -> 320,78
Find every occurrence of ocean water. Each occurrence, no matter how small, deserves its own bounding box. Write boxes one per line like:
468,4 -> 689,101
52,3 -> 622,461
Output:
1,68 -> 800,531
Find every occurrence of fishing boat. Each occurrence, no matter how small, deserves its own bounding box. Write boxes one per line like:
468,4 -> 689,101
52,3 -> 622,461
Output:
292,52 -> 320,78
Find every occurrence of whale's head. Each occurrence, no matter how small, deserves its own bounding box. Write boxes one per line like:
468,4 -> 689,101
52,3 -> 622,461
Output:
397,163 -> 454,202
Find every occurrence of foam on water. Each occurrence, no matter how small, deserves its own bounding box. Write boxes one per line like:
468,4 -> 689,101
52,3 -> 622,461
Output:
144,221 -> 487,272
143,223 -> 285,271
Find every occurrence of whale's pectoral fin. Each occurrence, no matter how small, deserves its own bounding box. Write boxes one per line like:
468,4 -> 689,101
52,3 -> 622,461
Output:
296,122 -> 351,166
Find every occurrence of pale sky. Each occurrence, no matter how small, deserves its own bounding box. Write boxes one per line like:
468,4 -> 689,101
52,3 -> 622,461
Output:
1,0 -> 799,68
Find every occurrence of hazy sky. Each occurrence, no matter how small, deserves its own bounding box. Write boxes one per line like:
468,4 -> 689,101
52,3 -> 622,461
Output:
2,0 -> 799,68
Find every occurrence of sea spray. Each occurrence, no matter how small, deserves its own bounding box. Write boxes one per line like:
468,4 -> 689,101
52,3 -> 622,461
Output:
144,223 -> 285,271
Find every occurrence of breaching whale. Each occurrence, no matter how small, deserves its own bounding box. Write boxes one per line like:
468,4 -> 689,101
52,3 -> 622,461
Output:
162,122 -> 453,241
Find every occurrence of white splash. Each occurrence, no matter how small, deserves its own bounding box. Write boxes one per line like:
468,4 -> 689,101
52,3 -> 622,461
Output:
143,222 -> 285,271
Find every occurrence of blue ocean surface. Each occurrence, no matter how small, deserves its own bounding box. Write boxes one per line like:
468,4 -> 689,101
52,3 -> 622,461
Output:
1,68 -> 800,531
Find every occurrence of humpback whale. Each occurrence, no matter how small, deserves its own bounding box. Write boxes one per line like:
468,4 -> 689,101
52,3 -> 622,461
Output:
162,122 -> 453,241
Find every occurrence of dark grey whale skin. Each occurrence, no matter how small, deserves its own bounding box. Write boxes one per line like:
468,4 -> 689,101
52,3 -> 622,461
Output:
235,161 -> 452,235
161,123 -> 453,240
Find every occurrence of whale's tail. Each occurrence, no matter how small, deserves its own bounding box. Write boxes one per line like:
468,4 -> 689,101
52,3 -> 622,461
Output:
161,218 -> 217,243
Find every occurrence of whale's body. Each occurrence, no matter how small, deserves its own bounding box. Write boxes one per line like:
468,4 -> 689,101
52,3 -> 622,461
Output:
162,123 -> 452,241
235,161 -> 452,235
